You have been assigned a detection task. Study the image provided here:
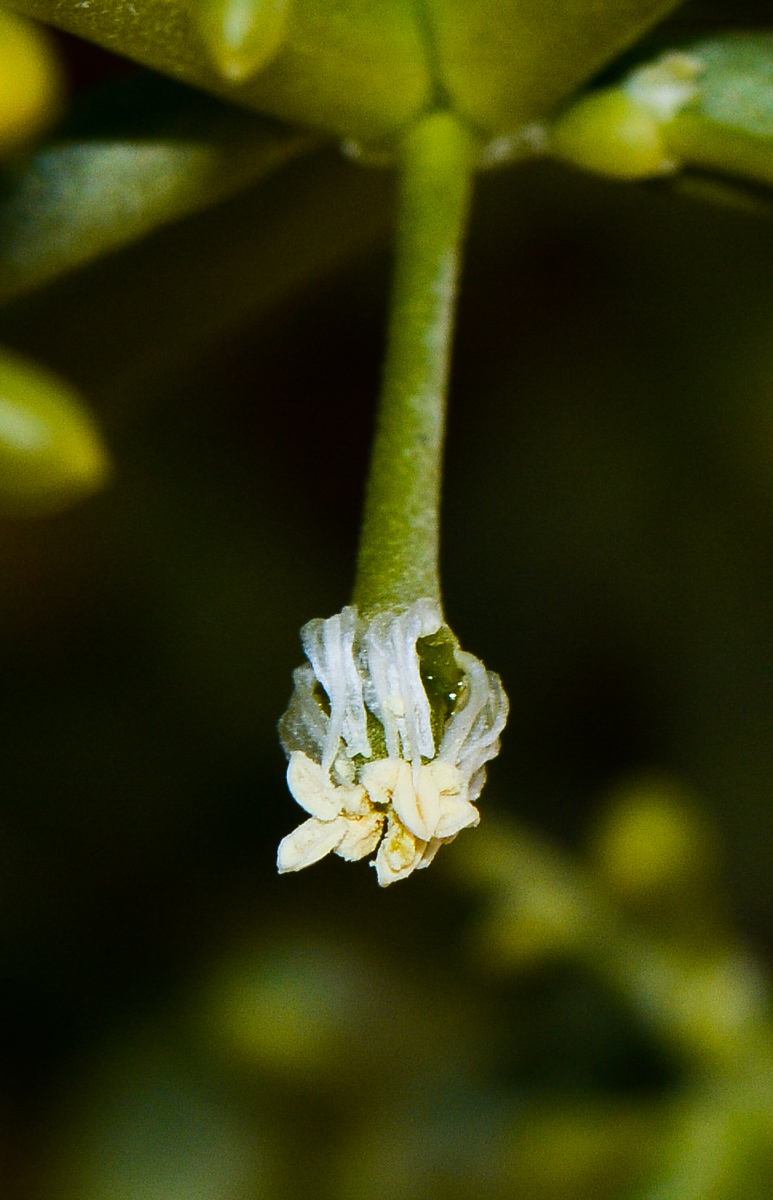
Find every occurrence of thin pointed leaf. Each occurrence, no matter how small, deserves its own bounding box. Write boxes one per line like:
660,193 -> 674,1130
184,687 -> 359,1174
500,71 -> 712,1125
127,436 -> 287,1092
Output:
663,34 -> 773,189
0,150 -> 394,402
0,72 -> 321,304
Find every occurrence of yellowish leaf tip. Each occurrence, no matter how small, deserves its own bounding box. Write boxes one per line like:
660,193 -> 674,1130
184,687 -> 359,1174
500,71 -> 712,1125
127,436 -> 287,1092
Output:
195,0 -> 291,84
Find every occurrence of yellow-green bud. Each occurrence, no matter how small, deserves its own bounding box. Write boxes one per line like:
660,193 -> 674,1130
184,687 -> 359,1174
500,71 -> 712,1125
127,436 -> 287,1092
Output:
0,8 -> 62,157
0,347 -> 110,516
195,0 -> 291,84
548,88 -> 673,179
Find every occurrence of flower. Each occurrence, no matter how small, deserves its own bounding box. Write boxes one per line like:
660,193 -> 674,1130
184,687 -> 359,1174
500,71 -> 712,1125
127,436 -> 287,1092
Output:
277,598 -> 508,886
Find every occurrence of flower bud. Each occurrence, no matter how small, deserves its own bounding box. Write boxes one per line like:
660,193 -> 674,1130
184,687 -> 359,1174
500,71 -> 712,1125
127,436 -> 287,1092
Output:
547,88 -> 672,179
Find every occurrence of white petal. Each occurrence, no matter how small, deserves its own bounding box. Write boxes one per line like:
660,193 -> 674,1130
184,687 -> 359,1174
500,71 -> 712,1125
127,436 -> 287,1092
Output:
434,795 -> 480,839
339,785 -> 371,817
334,812 -> 385,861
391,761 -> 442,841
373,815 -> 426,886
429,759 -> 464,795
277,815 -> 348,873
416,836 -> 446,870
360,757 -> 403,807
286,751 -> 340,820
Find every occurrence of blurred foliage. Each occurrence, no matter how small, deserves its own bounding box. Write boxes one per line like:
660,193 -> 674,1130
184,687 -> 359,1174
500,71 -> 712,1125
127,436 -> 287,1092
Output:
2,2 -> 773,1200
0,345 -> 109,515
0,6 -> 61,156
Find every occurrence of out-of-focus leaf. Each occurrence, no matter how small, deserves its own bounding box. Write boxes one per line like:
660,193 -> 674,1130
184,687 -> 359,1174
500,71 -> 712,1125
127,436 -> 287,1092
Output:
38,1043 -> 275,1200
0,6 -> 63,156
2,0 -> 431,145
0,149 -> 394,402
0,344 -> 109,515
588,775 -> 719,909
662,34 -> 773,187
0,72 -> 321,303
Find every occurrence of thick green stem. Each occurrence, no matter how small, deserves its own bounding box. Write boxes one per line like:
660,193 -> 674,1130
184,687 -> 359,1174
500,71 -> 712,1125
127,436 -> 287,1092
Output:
353,110 -> 477,618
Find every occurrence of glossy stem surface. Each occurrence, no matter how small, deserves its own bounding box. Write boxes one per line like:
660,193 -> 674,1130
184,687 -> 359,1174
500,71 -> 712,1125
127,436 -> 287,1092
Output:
353,110 -> 476,617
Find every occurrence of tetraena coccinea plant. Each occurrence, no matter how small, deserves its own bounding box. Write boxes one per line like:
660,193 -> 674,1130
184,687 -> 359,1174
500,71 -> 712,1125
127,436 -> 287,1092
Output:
3,0 -> 773,883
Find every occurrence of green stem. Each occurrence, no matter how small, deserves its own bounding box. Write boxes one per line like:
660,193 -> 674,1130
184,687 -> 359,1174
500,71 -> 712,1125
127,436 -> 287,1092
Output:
353,110 -> 477,618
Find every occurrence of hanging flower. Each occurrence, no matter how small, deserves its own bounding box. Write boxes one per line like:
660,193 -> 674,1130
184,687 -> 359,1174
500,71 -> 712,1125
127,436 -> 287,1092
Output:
277,598 -> 508,886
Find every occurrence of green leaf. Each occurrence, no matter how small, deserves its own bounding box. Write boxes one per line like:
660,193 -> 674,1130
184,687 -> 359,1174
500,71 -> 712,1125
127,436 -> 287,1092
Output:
0,73 -> 320,303
0,6 -> 63,155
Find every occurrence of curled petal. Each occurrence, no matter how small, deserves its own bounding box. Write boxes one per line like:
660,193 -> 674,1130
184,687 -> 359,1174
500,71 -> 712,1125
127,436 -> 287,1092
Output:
277,815 -> 348,873
438,654 -> 509,801
287,750 -> 341,820
434,794 -> 480,839
391,760 -> 441,841
301,607 -> 371,769
430,759 -> 464,795
363,600 -> 440,762
287,751 -> 338,819
417,837 -> 445,870
335,811 -> 385,862
373,815 -> 426,887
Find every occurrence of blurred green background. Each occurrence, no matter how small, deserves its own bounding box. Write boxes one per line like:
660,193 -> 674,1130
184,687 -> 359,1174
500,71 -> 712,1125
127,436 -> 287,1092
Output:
2,4 -> 773,1197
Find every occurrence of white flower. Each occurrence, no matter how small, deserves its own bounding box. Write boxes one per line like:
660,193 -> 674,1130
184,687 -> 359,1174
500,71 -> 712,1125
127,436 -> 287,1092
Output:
277,599 -> 508,886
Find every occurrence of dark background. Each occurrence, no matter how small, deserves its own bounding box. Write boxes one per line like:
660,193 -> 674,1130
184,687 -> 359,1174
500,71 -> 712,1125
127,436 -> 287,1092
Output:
0,4 -> 773,1196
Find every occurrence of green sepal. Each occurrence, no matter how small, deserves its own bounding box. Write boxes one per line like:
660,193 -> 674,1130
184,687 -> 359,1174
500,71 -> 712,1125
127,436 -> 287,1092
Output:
0,345 -> 109,516
426,0 -> 684,134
